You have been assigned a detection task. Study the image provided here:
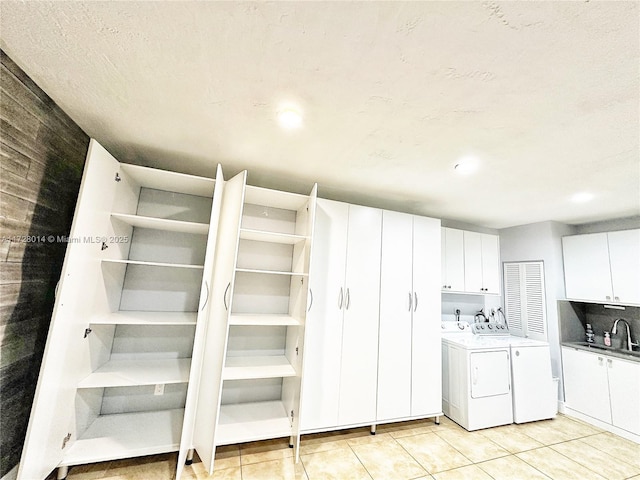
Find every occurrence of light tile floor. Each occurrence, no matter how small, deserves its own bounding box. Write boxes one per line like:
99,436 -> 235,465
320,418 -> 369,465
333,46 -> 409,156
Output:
53,415 -> 640,480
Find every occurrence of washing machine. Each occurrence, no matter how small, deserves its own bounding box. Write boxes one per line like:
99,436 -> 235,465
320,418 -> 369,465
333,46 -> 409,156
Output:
441,322 -> 514,431
478,334 -> 557,423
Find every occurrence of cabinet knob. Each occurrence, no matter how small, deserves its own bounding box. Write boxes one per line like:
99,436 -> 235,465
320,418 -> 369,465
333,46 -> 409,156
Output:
606,296 -> 611,300
614,296 -> 620,301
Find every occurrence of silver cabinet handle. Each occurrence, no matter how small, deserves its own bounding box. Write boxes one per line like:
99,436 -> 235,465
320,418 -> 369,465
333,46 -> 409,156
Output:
408,292 -> 412,312
308,289 -> 313,312
414,292 -> 418,312
346,288 -> 350,310
338,287 -> 344,309
200,281 -> 209,312
224,282 -> 231,311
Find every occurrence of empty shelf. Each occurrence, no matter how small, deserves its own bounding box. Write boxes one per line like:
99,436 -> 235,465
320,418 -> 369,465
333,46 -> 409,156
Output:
61,409 -> 184,466
111,213 -> 209,235
244,186 -> 309,211
102,259 -> 204,269
121,164 -> 215,197
222,356 -> 296,380
239,229 -> 308,245
216,401 -> 291,445
90,311 -> 198,325
78,358 -> 191,388
229,314 -> 301,326
235,268 -> 307,276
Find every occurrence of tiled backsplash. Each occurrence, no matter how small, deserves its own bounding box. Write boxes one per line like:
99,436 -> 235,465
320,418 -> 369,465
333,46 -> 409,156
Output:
558,301 -> 640,349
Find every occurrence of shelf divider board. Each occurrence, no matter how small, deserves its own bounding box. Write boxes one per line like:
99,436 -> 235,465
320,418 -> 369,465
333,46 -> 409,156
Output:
239,228 -> 308,245
222,356 -> 296,380
215,401 -> 291,445
77,358 -> 191,388
229,314 -> 301,326
90,312 -> 197,325
120,164 -> 215,198
235,268 -> 308,276
111,213 -> 209,235
61,409 -> 184,466
102,259 -> 204,270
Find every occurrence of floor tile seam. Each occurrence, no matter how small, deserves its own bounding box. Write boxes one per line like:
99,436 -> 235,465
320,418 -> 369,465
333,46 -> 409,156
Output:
476,454 -> 554,480
386,435 -> 436,478
345,442 -> 375,480
515,446 -> 591,480
349,436 -> 431,480
431,428 -> 501,464
548,441 -> 640,479
579,434 -> 640,468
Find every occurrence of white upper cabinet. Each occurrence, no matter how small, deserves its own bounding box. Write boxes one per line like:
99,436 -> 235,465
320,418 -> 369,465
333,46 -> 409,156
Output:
442,228 -> 500,295
607,230 -> 640,305
563,230 -> 640,305
441,228 -> 464,292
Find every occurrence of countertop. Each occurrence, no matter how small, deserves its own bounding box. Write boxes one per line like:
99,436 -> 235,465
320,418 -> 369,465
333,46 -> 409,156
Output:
562,341 -> 640,363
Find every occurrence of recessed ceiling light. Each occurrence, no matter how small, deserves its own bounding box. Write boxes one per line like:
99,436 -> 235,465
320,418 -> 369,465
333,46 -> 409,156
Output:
277,107 -> 302,129
571,192 -> 594,203
454,156 -> 479,175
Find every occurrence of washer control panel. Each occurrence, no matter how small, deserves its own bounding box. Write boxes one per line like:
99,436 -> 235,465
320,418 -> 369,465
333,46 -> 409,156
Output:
471,322 -> 510,335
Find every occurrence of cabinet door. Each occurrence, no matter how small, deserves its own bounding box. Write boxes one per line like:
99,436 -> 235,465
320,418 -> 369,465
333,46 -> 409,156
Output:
176,166 -> 224,479
411,216 -> 442,416
562,233 -> 613,302
192,171 -> 246,474
607,230 -> 640,305
463,231 -> 483,293
562,348 -> 611,423
300,199 -> 349,431
608,358 -> 640,435
377,211 -> 413,421
338,205 -> 382,426
442,228 -> 464,291
481,234 -> 500,294
18,140 -> 120,480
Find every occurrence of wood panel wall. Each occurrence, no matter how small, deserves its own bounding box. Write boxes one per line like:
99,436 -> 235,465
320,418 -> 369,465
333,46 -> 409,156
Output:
0,50 -> 89,478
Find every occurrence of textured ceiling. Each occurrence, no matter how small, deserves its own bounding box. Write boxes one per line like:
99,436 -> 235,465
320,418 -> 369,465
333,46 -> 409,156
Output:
1,1 -> 638,229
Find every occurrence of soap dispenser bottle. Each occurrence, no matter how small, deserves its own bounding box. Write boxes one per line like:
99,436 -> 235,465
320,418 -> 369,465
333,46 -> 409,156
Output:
586,323 -> 595,344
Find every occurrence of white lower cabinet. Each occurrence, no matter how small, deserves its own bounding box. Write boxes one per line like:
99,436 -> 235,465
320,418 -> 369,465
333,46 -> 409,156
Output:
377,211 -> 441,422
562,347 -> 640,436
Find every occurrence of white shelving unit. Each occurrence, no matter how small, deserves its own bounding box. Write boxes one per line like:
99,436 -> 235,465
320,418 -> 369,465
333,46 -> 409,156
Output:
192,179 -> 317,475
17,140 -> 224,480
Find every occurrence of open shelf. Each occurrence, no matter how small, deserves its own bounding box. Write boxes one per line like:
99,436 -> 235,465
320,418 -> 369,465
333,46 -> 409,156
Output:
90,312 -> 198,326
216,401 -> 290,445
239,228 -> 308,245
78,358 -> 191,388
235,268 -> 307,276
229,314 -> 301,326
61,409 -> 184,466
222,356 -> 296,380
102,259 -> 204,270
120,164 -> 215,197
111,213 -> 209,235
244,186 -> 309,211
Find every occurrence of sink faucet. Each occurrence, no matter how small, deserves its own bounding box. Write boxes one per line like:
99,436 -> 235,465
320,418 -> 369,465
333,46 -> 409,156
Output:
611,318 -> 639,351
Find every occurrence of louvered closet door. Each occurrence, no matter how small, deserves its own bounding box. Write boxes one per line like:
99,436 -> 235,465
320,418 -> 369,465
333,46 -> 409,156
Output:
503,261 -> 547,341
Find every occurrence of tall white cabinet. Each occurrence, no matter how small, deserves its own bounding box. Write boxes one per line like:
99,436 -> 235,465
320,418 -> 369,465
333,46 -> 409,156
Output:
301,200 -> 382,431
377,211 -> 441,422
18,140 -> 224,480
192,179 -> 317,474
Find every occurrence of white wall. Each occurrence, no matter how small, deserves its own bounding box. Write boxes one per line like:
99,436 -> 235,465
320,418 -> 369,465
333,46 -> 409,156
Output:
499,221 -> 576,401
